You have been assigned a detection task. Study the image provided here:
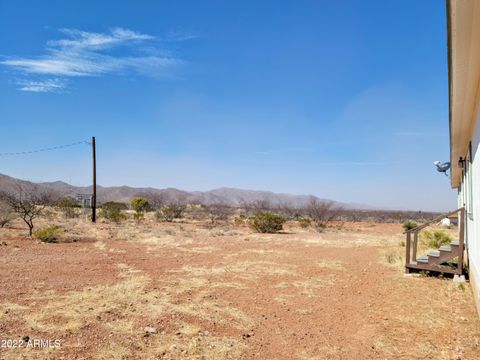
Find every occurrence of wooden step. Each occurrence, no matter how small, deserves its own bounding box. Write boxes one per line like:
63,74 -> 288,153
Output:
428,250 -> 440,257
439,245 -> 452,252
406,262 -> 458,274
451,240 -> 459,246
416,256 -> 429,263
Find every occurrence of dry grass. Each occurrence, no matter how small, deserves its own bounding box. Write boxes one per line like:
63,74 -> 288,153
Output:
2,264 -> 252,359
317,259 -> 344,270
274,275 -> 336,297
2,214 -> 480,359
175,261 -> 297,281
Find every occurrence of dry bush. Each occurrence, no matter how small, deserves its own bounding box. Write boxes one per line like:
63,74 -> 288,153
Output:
241,200 -> 272,216
337,209 -> 441,223
156,203 -> 186,222
0,200 -> 15,228
250,211 -> 286,233
55,196 -> 81,219
206,203 -> 233,224
277,203 -> 302,220
304,198 -> 343,231
100,202 -> 127,223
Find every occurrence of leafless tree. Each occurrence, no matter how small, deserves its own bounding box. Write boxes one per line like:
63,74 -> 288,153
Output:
0,184 -> 56,236
240,200 -> 272,215
0,200 -> 15,228
277,203 -> 302,220
304,197 -> 343,230
142,193 -> 166,211
206,203 -> 233,224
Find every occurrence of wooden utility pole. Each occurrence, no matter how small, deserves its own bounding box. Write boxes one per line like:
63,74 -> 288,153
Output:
92,136 -> 97,223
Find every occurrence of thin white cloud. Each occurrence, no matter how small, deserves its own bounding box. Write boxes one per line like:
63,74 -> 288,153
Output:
163,29 -> 199,42
1,27 -> 184,91
17,78 -> 66,93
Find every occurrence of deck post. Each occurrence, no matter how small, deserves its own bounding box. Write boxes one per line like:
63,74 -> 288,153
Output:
405,231 -> 411,272
457,207 -> 465,275
413,231 -> 418,263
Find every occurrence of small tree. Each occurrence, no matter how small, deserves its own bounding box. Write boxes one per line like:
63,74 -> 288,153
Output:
250,211 -> 286,233
304,198 -> 342,231
131,197 -> 150,212
131,197 -> 150,222
0,184 -> 56,236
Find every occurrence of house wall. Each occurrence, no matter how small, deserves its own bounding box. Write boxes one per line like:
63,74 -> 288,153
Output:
459,107 -> 480,310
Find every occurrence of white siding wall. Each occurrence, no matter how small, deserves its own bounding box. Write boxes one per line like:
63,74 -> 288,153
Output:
460,110 -> 480,289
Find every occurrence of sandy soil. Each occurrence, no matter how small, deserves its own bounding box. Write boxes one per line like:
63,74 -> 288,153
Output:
0,218 -> 479,359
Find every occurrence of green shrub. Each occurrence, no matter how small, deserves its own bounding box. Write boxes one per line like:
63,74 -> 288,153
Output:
421,230 -> 452,248
33,225 -> 63,243
101,202 -> 127,223
402,220 -> 418,232
131,197 -> 150,222
156,204 -> 186,222
131,197 -> 150,212
249,211 -> 286,233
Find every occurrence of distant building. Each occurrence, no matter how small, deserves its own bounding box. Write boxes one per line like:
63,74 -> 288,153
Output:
447,0 -> 480,311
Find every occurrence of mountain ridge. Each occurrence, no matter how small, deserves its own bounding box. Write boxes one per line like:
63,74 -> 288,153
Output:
0,173 -> 376,209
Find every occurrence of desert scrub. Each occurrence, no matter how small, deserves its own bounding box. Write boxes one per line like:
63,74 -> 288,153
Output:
33,225 -> 64,243
101,202 -> 127,223
297,216 -> 312,229
421,230 -> 452,248
249,211 -> 286,233
131,197 -> 150,222
155,204 -> 185,222
130,197 -> 150,212
402,220 -> 418,232
234,214 -> 248,226
55,196 -> 81,218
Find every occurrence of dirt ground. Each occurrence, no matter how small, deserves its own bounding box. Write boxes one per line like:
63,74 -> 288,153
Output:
1,217 -> 480,359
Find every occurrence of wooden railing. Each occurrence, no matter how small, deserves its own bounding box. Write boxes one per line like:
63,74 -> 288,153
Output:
405,207 -> 465,274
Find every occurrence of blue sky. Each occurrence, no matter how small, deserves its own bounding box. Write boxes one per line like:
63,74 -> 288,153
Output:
0,0 -> 455,211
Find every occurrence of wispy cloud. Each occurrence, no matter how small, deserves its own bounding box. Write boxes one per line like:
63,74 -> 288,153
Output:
1,27 -> 185,92
163,29 -> 199,42
17,78 -> 66,93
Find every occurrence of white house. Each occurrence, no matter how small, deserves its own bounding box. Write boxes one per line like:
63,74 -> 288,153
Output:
448,0 -> 480,310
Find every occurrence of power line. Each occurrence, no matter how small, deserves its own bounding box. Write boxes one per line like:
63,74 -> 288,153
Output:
0,140 -> 90,156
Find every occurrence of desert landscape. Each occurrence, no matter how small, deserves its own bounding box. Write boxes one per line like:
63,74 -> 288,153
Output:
0,1 -> 476,359
1,201 -> 479,359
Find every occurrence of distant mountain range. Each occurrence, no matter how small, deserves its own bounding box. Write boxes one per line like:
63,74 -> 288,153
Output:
0,173 -> 376,210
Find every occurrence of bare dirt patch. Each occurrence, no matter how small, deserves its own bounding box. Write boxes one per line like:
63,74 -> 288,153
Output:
1,219 -> 479,359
